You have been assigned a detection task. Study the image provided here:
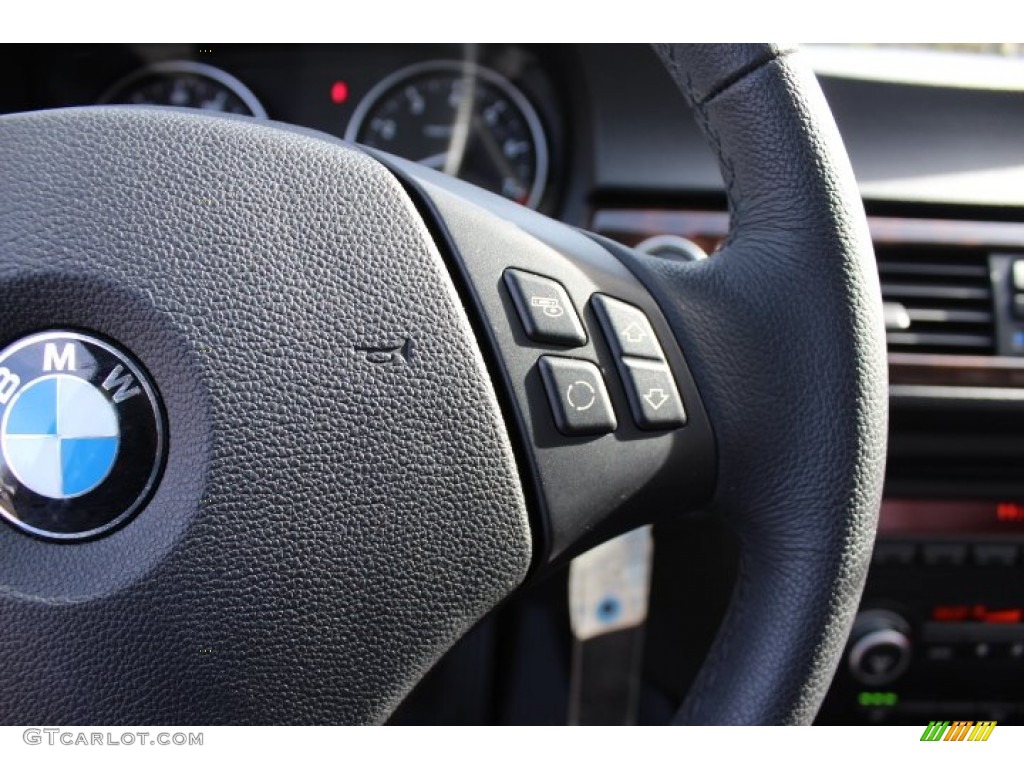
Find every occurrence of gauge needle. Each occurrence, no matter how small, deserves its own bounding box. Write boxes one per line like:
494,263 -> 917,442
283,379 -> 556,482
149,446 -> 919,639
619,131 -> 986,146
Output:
444,66 -> 476,178
472,114 -> 521,193
416,152 -> 449,170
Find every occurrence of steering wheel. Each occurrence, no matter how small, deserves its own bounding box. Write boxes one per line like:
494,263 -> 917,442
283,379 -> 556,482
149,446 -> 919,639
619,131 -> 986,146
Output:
0,44 -> 886,725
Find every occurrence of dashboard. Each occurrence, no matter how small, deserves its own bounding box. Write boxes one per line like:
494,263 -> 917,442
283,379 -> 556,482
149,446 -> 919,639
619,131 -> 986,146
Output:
0,44 -> 571,213
4,43 -> 1024,725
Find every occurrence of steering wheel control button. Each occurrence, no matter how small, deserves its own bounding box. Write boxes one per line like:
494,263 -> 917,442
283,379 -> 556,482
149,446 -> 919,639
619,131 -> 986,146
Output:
538,356 -> 616,436
591,294 -> 665,361
0,330 -> 165,540
619,358 -> 686,430
503,269 -> 586,347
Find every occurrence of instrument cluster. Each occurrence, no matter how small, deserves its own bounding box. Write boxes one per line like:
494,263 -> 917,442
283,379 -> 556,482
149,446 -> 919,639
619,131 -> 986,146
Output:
4,44 -> 570,213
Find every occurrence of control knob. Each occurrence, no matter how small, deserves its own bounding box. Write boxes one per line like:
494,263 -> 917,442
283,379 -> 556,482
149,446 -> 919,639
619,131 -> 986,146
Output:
848,610 -> 912,686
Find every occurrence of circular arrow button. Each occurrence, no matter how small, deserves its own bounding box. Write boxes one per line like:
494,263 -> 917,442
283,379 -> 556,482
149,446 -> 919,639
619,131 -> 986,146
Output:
566,380 -> 597,411
537,357 -> 617,437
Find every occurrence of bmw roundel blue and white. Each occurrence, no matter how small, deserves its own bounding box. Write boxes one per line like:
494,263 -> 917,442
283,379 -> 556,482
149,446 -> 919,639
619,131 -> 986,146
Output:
2,374 -> 120,499
0,331 -> 164,540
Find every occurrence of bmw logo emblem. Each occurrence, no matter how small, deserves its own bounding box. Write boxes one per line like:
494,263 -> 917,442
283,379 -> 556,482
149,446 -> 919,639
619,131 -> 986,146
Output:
0,330 -> 165,540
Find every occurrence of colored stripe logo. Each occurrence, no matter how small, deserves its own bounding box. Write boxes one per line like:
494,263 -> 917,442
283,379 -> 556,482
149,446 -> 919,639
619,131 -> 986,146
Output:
920,721 -> 996,742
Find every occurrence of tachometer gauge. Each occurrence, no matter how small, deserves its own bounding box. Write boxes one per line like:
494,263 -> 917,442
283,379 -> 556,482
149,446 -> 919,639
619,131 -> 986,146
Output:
100,61 -> 267,118
346,61 -> 549,209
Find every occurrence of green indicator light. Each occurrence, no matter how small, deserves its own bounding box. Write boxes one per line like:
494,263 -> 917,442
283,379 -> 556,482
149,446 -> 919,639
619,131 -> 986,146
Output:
858,691 -> 899,707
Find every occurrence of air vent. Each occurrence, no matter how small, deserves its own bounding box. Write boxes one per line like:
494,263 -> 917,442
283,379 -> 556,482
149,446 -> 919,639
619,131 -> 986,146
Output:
876,244 -> 995,355
887,402 -> 1024,497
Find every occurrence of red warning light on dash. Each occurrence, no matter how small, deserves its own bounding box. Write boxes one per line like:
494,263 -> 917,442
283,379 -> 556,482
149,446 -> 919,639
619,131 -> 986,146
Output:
330,81 -> 350,105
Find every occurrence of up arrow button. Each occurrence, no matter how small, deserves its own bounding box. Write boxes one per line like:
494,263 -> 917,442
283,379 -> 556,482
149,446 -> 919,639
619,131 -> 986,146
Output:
591,295 -> 664,360
620,322 -> 648,344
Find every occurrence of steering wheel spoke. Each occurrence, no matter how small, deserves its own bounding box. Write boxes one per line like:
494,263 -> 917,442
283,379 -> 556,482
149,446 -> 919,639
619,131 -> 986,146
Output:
377,154 -> 718,567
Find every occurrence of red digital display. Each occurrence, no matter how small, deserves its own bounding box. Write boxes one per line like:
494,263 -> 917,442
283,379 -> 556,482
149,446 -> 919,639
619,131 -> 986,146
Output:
880,499 -> 1024,536
932,605 -> 1023,623
997,502 -> 1024,521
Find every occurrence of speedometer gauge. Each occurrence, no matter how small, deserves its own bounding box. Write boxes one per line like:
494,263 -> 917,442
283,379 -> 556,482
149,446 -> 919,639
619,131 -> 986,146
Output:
100,61 -> 267,118
346,61 -> 549,209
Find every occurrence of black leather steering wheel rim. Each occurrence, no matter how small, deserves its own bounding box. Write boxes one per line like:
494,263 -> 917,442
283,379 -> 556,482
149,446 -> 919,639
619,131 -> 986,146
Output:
0,44 -> 886,725
638,44 -> 887,723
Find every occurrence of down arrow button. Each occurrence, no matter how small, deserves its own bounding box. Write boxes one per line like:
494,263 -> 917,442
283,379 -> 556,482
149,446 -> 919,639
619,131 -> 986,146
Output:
620,358 -> 687,430
643,388 -> 670,410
